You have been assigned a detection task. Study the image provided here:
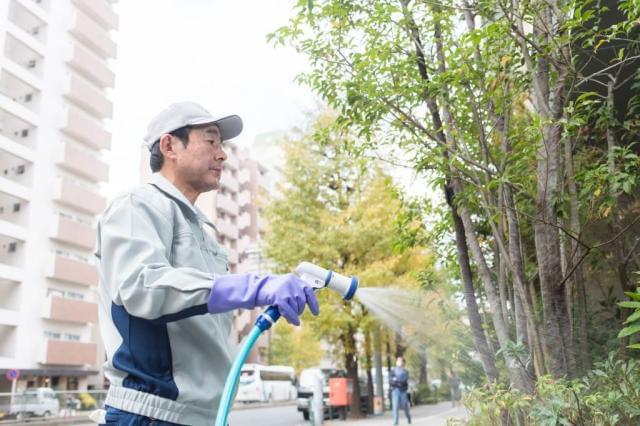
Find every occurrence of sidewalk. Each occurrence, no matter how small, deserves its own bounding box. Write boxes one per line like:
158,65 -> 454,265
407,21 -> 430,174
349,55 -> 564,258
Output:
324,402 -> 468,426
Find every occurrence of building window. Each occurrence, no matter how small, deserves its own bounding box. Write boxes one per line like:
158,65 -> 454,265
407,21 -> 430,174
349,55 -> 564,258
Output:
66,291 -> 84,300
21,129 -> 29,138
65,334 -> 80,342
44,331 -> 62,340
16,165 -> 25,174
8,242 -> 17,253
47,288 -> 64,298
13,203 -> 20,212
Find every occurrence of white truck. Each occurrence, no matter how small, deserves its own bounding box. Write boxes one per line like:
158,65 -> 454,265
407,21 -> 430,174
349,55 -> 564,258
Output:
9,387 -> 60,419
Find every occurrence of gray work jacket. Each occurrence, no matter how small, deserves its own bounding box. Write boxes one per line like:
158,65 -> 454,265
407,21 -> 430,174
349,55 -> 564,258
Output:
95,173 -> 234,425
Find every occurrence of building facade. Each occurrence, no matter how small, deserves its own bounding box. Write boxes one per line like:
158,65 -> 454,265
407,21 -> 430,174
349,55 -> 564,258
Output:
0,0 -> 117,392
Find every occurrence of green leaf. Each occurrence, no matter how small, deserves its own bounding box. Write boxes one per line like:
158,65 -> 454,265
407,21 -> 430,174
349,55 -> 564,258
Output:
625,310 -> 640,324
627,343 -> 640,350
618,324 -> 640,338
624,291 -> 640,301
619,301 -> 640,309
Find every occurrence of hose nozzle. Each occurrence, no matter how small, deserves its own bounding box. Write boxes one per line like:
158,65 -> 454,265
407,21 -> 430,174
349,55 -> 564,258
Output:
294,261 -> 359,301
254,262 -> 358,332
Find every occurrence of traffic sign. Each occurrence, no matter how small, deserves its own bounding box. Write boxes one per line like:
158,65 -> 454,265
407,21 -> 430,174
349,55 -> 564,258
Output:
6,369 -> 19,381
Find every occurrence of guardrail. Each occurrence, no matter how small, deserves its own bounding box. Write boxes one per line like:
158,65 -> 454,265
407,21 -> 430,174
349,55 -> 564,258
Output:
0,390 -> 106,423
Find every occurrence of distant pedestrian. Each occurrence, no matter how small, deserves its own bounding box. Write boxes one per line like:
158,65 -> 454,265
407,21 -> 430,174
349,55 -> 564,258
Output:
390,357 -> 412,425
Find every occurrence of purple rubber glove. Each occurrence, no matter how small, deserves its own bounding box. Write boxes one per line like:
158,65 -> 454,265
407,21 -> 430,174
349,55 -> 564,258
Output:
207,273 -> 320,325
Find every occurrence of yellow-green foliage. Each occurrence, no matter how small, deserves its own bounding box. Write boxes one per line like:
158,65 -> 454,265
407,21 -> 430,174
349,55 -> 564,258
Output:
263,112 -> 438,363
269,321 -> 323,374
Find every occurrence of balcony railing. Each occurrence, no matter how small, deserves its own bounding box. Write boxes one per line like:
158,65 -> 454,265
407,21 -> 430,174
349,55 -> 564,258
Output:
57,142 -> 109,183
60,106 -> 111,150
63,74 -> 113,119
237,212 -> 250,231
47,254 -> 98,286
41,339 -> 97,366
53,177 -> 106,214
43,295 -> 98,324
72,0 -> 119,31
216,193 -> 239,216
69,10 -> 117,59
66,43 -> 115,89
50,214 -> 95,250
237,190 -> 251,208
220,172 -> 239,193
215,220 -> 238,240
0,263 -> 24,283
237,168 -> 250,186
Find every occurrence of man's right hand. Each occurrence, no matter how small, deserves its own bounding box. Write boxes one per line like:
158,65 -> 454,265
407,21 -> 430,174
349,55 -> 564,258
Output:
207,273 -> 320,325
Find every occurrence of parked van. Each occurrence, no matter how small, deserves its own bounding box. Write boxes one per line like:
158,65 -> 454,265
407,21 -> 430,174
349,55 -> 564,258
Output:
9,387 -> 60,419
236,364 -> 297,403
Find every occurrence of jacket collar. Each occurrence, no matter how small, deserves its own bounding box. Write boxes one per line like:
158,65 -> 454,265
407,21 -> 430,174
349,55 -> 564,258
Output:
150,173 -> 216,229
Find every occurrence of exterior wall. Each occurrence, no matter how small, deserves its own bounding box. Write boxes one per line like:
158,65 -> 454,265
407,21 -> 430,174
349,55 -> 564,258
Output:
0,0 -> 117,391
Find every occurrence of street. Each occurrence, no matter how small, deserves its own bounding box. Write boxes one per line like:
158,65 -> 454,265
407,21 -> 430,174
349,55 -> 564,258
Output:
49,401 -> 466,426
228,402 -> 305,426
228,402 -> 467,426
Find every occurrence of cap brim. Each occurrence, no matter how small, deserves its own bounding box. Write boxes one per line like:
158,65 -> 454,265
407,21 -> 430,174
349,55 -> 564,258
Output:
191,114 -> 243,141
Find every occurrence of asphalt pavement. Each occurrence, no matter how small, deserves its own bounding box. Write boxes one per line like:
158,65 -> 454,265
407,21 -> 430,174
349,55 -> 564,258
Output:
26,401 -> 467,425
229,401 -> 304,426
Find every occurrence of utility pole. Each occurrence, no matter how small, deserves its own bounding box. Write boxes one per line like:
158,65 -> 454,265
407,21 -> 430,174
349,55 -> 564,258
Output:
373,325 -> 384,413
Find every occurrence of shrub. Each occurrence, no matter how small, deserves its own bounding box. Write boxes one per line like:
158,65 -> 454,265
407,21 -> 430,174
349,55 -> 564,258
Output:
78,392 -> 97,410
464,354 -> 640,425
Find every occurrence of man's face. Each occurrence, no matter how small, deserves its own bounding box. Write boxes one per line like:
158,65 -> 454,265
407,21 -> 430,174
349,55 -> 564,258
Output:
173,125 -> 227,193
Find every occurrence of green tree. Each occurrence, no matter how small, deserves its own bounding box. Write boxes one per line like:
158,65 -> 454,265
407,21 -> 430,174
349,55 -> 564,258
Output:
270,321 -> 324,373
263,112 -> 442,416
270,0 -> 640,393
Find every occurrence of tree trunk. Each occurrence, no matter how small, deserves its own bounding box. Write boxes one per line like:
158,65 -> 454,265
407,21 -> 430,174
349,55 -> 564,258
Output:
343,328 -> 364,418
398,0 -> 500,384
373,325 -> 385,410
364,330 -> 374,414
457,200 -> 533,392
447,186 -> 500,383
564,135 -> 591,372
418,346 -> 428,385
395,330 -> 406,359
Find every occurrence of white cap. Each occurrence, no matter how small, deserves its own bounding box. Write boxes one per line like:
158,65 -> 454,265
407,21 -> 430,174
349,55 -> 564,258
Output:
143,101 -> 243,150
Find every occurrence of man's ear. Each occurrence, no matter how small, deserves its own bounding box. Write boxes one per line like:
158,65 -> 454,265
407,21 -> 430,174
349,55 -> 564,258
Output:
159,134 -> 178,160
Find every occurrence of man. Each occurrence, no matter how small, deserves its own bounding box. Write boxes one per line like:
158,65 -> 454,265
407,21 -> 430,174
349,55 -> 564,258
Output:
390,357 -> 412,425
95,102 -> 319,425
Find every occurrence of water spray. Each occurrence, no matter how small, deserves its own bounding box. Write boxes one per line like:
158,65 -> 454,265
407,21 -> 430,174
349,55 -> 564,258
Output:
214,262 -> 358,426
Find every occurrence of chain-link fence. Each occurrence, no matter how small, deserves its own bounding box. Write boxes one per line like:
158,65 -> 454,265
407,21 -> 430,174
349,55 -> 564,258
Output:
0,389 -> 106,422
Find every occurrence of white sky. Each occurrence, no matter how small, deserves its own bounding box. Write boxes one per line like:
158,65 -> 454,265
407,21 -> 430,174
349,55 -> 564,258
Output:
107,0 -> 429,199
107,0 -> 317,197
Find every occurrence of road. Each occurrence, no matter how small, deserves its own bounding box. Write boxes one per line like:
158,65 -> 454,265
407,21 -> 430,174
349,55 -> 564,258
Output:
31,401 -> 465,425
228,402 -> 304,426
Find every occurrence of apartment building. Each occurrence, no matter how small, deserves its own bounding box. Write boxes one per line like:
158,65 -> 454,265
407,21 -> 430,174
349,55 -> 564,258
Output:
0,0 -> 117,392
